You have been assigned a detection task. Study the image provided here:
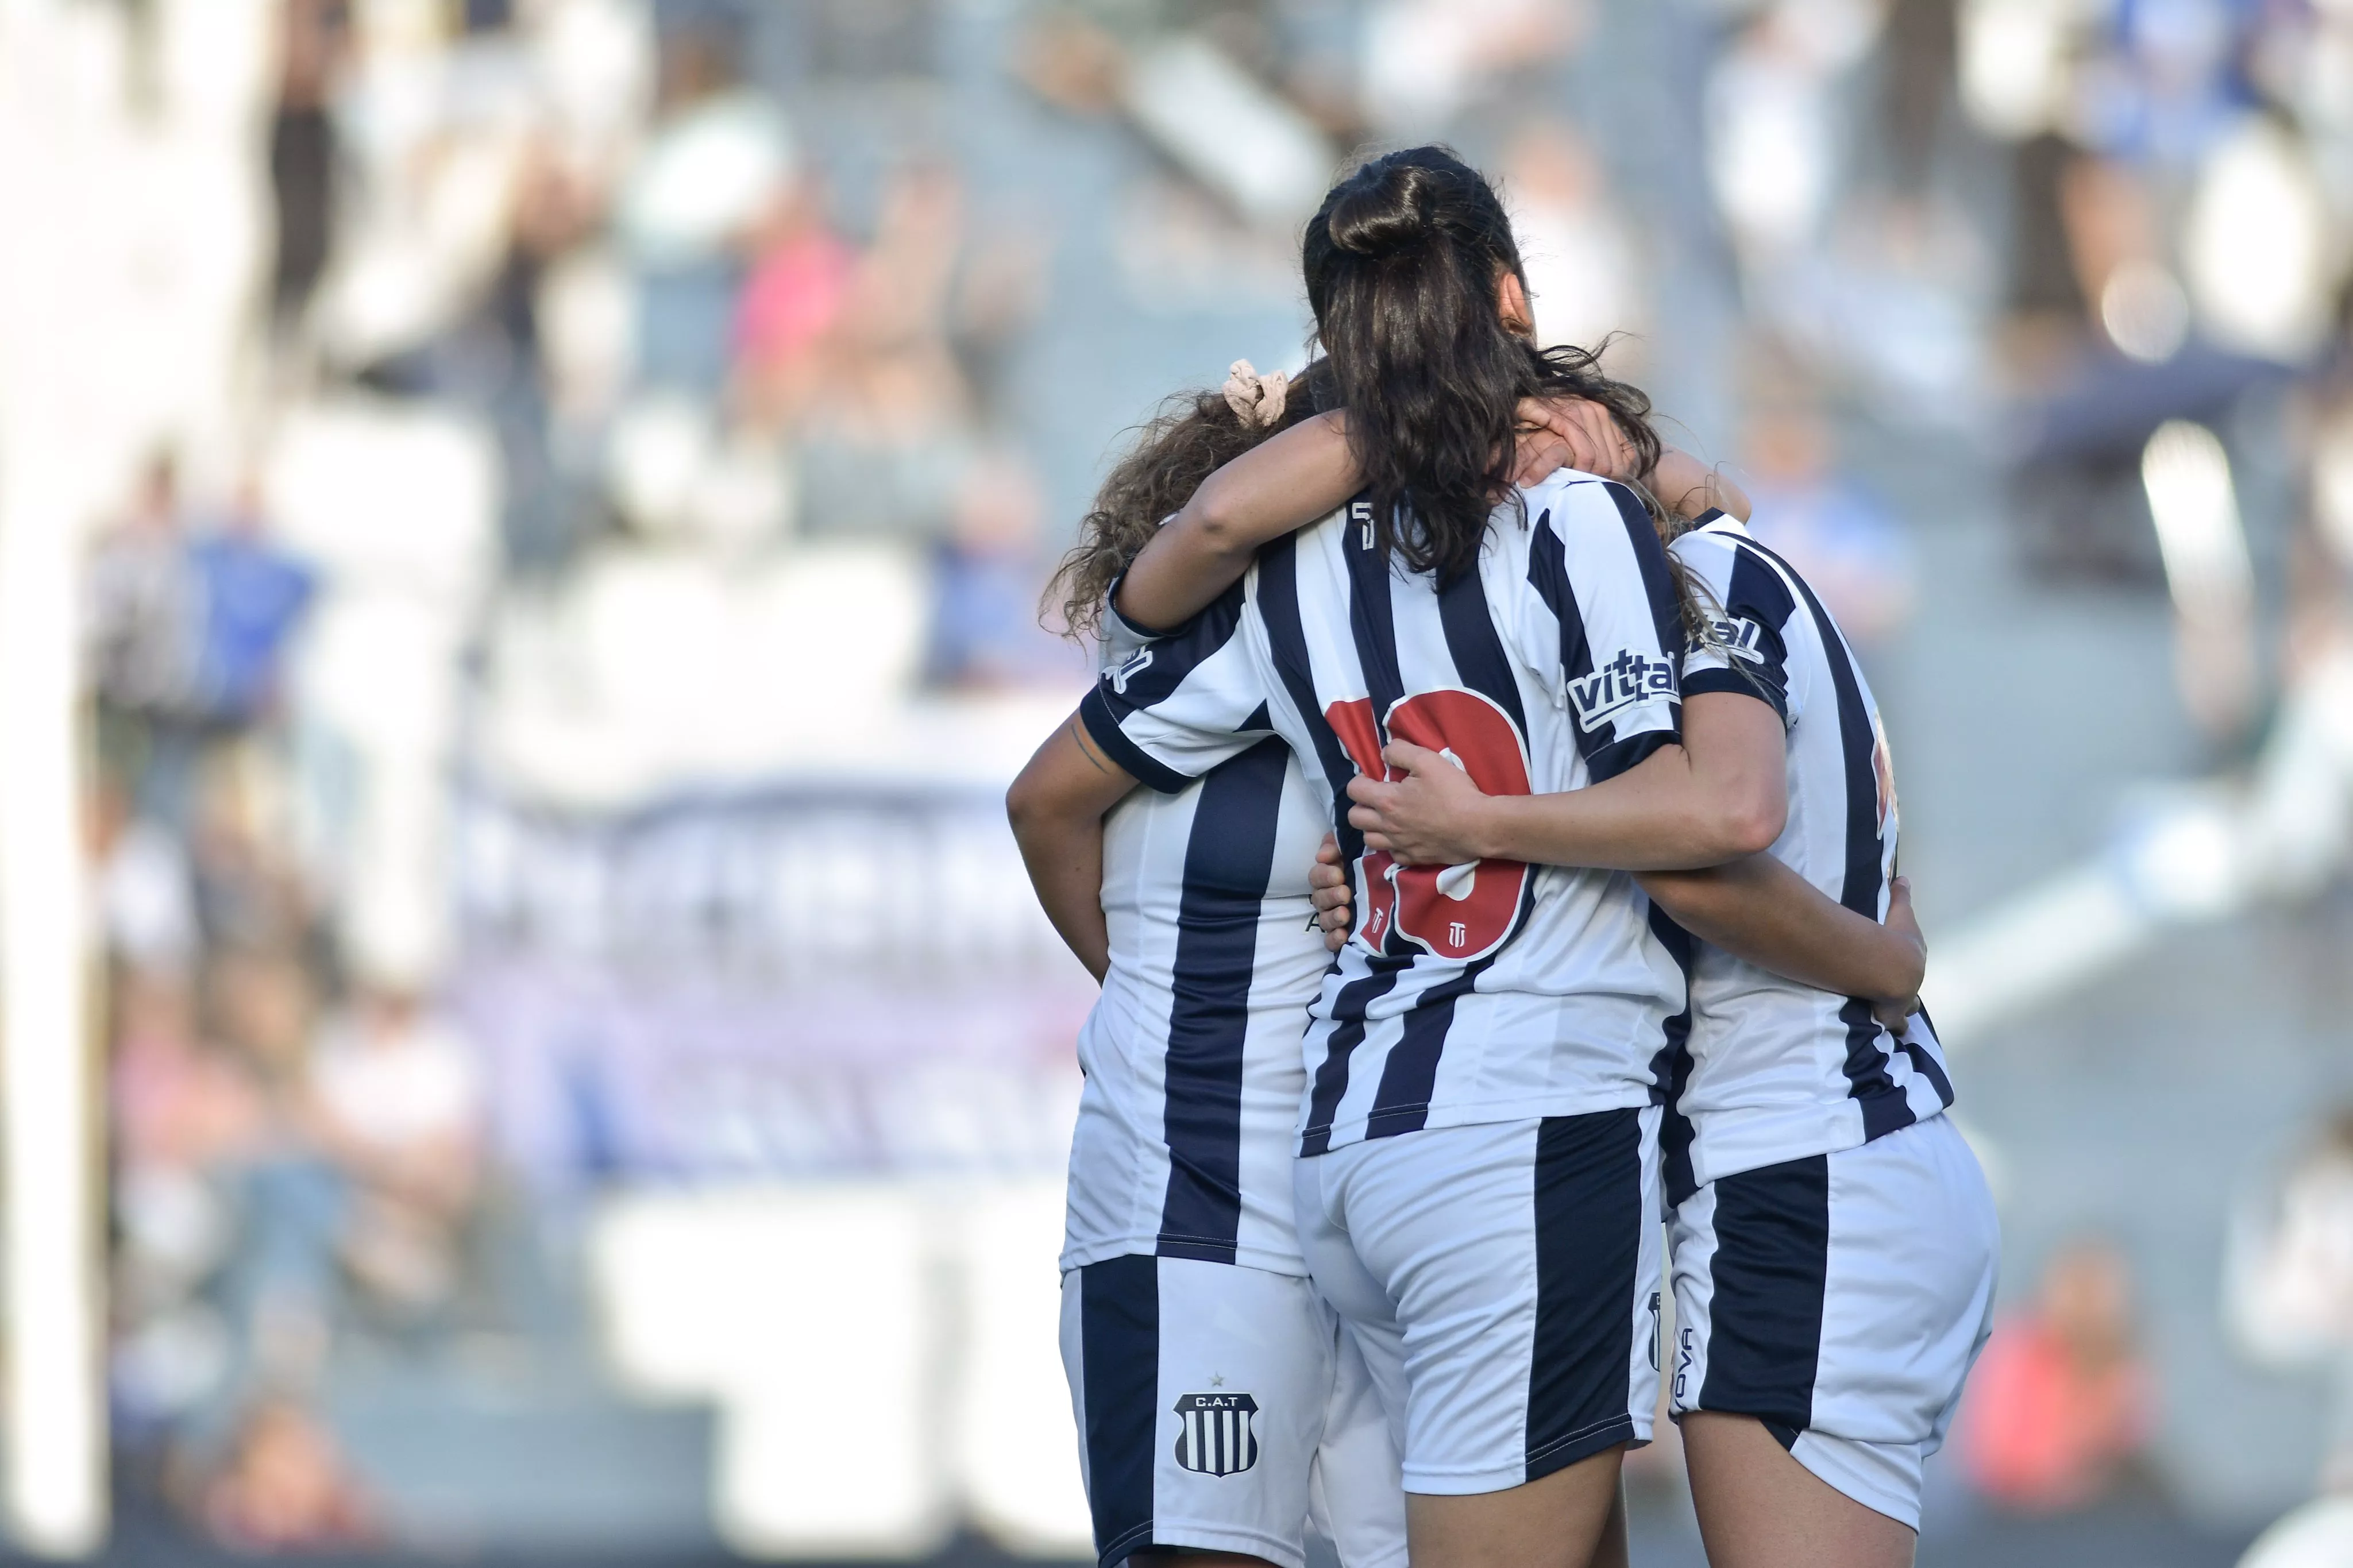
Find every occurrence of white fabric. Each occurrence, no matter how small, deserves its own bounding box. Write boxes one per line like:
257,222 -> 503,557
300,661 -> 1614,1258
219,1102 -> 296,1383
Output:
1057,1257 -> 1407,1568
1060,754 -> 1333,1275
1293,1112 -> 1663,1496
1062,597 -> 1336,1276
1089,473 -> 1688,1153
1668,1115 -> 1999,1529
1669,516 -> 1954,1187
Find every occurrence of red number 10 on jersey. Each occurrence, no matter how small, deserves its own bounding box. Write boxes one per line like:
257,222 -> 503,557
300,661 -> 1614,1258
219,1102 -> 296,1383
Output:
1325,689 -> 1534,963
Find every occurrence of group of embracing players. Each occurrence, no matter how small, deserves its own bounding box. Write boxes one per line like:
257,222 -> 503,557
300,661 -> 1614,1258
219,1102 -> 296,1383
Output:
1006,145 -> 1999,1568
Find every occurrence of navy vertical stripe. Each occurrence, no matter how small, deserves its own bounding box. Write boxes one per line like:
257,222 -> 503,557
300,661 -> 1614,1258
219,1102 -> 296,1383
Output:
1710,544 -> 1799,719
1434,557 -> 1528,731
1696,1154 -> 1829,1435
1648,905 -> 1700,1206
1526,1109 -> 1646,1481
1079,1256 -> 1160,1568
1363,563 -> 1534,1136
1341,511 -> 1409,963
1526,511 -> 1595,699
1735,536 -> 1911,1137
1604,481 -> 1688,662
1156,738 -> 1289,1263
1528,506 -> 1676,779
1259,530 -> 1408,1156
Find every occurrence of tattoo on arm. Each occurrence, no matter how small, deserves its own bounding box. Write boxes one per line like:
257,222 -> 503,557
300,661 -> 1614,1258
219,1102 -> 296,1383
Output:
1069,716 -> 1115,777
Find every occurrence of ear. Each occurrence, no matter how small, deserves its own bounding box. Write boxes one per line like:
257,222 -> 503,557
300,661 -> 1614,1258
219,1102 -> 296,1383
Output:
1497,270 -> 1536,341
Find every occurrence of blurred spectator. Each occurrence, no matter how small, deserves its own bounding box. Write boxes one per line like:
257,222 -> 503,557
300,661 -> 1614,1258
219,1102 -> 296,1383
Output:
1504,118 -> 1645,364
1360,0 -> 1587,140
304,988 -> 484,1318
92,778 -> 198,979
732,179 -> 858,428
622,21 -> 793,395
1961,1237 -> 2160,1513
2227,1109 -> 2353,1492
792,163 -> 977,544
87,453 -> 199,820
1740,402 -> 1916,646
927,449 -> 1085,689
187,478 -> 317,729
269,0 -> 349,343
199,1397 -> 377,1552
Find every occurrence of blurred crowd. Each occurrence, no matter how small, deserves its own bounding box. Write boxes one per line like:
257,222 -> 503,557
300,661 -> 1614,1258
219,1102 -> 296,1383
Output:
53,0 -> 2353,1552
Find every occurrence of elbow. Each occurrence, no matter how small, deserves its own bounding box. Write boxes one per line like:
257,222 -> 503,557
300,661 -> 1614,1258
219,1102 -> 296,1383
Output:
1005,773 -> 1046,842
1711,790 -> 1786,862
1178,483 -> 1252,558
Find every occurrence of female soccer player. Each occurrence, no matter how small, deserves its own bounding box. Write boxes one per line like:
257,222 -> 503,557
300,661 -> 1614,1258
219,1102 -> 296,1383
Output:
1035,146 -> 1937,1568
1012,357 -> 1644,1568
1108,149 -> 1996,1568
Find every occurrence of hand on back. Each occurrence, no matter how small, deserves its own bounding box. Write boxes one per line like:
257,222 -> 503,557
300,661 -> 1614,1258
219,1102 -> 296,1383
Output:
1511,396 -> 1640,487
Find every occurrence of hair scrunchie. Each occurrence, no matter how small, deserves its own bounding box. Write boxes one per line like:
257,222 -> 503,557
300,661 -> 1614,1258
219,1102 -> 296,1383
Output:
1222,360 -> 1290,429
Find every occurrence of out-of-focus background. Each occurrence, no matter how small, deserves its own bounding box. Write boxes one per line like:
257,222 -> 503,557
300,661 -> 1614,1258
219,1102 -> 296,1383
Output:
2,0 -> 2353,1564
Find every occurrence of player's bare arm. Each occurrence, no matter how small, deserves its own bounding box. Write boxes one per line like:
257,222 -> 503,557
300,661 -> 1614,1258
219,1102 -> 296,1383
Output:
1639,864 -> 1925,1025
1309,829 -> 1924,1025
1348,691 -> 1788,872
1006,712 -> 1139,982
1114,396 -> 1679,634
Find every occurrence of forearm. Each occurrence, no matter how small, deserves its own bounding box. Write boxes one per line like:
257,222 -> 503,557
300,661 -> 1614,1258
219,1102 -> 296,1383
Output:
1115,411 -> 1356,631
1464,697 -> 1787,871
1007,713 -> 1138,983
1638,856 -> 1923,1000
1650,449 -> 1750,523
1468,757 -> 1768,872
1013,813 -> 1111,982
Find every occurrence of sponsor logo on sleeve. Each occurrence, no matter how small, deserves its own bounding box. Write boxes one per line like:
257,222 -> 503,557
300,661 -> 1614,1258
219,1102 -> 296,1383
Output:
1567,649 -> 1677,732
1707,616 -> 1766,664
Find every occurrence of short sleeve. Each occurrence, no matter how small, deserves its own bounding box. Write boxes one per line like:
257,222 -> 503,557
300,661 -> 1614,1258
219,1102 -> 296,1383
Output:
1673,522 -> 1798,725
1078,579 -> 1277,793
1522,478 -> 1685,782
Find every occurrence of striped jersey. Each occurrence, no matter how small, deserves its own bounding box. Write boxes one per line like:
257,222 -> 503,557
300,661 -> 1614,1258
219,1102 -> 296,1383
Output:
1661,513 -> 1955,1202
1081,470 -> 1691,1157
1059,606 -> 1334,1276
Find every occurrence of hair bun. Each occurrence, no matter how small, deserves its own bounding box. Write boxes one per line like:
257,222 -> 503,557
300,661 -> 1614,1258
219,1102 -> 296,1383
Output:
1326,161 -> 1440,259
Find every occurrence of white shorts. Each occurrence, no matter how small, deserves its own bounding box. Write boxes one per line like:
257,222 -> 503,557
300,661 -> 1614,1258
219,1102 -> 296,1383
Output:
1294,1109 -> 1664,1496
1059,1254 -> 1407,1568
1668,1113 -> 2000,1529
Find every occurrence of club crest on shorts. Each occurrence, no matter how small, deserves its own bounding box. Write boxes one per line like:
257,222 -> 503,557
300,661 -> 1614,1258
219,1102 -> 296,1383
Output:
1173,1392 -> 1260,1477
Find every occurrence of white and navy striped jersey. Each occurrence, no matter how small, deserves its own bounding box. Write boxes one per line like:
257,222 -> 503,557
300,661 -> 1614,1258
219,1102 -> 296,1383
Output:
1081,470 -> 1691,1157
1660,514 -> 1956,1202
1060,607 -> 1335,1276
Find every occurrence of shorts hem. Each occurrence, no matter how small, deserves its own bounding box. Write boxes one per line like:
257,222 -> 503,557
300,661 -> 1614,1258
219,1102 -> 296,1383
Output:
1526,1415 -> 1641,1485
1097,1519 -> 1160,1568
1402,1416 -> 1639,1496
1669,1408 -> 1922,1532
1117,1520 -> 1307,1568
1789,1432 -> 1923,1532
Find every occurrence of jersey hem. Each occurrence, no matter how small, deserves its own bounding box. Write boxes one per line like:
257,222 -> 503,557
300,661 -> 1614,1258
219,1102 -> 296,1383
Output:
1057,1237 -> 1309,1279
1681,1099 -> 1947,1192
1299,1090 -> 1658,1156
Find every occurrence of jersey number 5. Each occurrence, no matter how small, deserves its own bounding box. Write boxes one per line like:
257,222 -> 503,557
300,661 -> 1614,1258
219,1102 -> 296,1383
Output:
1325,689 -> 1534,963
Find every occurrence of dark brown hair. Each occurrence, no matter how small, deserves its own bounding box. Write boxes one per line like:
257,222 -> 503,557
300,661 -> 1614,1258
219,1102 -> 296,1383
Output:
1302,145 -> 1665,584
1047,360 -> 1337,640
